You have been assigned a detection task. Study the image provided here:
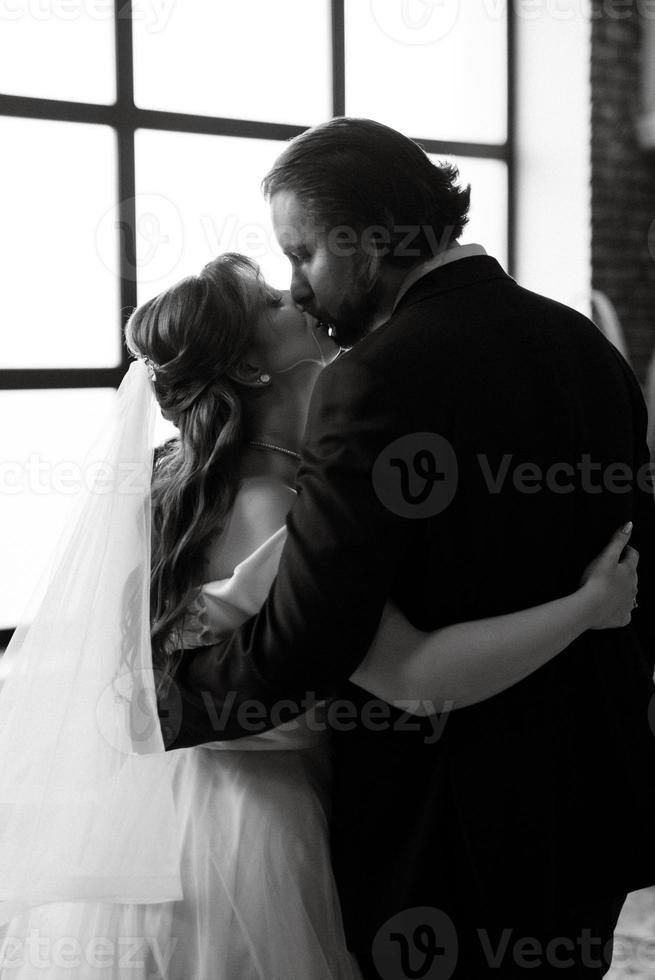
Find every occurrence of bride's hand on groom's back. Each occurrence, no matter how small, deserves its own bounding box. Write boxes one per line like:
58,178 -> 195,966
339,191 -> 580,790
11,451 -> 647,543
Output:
579,523 -> 639,630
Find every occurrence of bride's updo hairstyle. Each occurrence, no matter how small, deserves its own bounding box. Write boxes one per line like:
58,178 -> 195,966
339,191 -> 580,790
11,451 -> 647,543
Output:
125,253 -> 271,666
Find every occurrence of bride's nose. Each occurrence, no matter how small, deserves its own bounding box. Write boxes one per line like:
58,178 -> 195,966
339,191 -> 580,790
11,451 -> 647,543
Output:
279,290 -> 302,312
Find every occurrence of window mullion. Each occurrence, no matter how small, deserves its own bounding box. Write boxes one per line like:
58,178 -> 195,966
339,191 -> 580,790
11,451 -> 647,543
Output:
506,5 -> 516,277
332,0 -> 345,116
115,0 -> 137,375
0,369 -> 126,390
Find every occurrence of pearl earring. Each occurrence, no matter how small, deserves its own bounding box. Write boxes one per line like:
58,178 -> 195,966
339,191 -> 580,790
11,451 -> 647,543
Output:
259,373 -> 271,384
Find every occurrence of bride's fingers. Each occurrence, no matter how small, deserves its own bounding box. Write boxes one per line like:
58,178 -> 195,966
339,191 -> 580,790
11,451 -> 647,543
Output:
587,521 -> 632,571
620,545 -> 639,568
580,523 -> 635,590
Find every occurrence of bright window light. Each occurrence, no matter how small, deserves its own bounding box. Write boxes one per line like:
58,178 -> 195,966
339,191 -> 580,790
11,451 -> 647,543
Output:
1,117 -> 121,368
133,0 -> 332,126
0,389 -> 117,630
345,0 -> 507,144
434,155 -> 508,268
0,1 -> 115,104
134,129 -> 291,301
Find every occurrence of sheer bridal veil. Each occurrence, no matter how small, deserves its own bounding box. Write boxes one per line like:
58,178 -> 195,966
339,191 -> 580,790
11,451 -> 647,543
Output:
0,361 -> 183,924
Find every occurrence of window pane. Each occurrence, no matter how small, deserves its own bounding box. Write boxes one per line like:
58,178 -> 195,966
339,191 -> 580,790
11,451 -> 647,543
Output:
0,117 -> 121,368
433,156 -> 508,268
133,0 -> 331,125
345,0 -> 507,144
0,2 -> 115,104
0,388 -> 116,630
134,130 -> 291,299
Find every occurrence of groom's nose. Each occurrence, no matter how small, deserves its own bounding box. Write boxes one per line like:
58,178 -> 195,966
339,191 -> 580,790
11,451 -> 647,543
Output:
290,268 -> 312,309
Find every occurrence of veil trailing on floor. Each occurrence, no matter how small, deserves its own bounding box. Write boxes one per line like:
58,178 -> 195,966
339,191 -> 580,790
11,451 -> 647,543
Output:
0,361 -> 183,925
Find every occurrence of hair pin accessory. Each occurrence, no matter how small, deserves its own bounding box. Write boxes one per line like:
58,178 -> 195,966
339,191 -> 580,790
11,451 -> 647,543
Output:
142,357 -> 158,382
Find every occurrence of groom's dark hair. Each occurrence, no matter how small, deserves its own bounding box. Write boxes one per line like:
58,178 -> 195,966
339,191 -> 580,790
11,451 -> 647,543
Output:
262,117 -> 471,267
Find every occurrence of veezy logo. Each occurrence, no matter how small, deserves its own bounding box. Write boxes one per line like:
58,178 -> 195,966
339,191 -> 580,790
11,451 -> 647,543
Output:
95,192 -> 184,284
372,432 -> 458,519
372,907 -> 459,979
370,0 -> 460,46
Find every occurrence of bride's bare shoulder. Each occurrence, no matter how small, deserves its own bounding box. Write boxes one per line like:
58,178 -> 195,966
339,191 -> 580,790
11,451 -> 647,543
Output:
206,477 -> 296,579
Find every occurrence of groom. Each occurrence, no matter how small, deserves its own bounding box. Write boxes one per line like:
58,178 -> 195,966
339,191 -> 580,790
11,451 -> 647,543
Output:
164,118 -> 655,977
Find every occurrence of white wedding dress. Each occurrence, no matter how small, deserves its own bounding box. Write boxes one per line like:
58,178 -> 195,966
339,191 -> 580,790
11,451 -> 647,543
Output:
0,478 -> 361,980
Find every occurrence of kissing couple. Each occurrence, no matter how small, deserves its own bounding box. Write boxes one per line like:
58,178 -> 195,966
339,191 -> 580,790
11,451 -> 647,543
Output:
0,117 -> 653,980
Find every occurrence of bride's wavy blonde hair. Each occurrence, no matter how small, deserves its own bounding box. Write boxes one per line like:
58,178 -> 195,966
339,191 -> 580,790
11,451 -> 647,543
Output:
125,253 -> 273,678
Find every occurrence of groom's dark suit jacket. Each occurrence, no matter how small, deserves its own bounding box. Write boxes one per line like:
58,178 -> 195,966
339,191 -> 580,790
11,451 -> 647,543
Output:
166,257 -> 655,952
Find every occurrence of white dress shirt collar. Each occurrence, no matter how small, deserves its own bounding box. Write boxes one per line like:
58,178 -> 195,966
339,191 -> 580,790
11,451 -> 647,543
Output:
392,242 -> 487,314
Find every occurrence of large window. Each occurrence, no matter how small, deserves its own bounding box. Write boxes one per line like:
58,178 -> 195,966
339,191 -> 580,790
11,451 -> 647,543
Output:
0,0 -> 511,639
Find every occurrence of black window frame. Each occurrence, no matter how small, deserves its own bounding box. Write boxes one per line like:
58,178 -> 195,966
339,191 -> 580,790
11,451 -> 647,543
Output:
0,0 -> 514,646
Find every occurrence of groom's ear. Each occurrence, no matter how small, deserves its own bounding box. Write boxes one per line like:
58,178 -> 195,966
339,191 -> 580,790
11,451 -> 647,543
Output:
226,360 -> 267,389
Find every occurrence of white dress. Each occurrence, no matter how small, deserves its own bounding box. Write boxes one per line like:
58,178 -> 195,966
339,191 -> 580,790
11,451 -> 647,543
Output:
0,486 -> 361,980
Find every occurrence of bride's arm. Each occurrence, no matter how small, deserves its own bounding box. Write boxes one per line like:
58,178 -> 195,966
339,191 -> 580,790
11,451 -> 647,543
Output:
349,524 -> 639,714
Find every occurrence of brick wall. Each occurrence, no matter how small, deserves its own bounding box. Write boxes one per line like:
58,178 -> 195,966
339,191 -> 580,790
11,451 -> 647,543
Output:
591,1 -> 655,384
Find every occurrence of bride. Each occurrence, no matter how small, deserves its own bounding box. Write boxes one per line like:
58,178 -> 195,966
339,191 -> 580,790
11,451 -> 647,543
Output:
0,253 -> 637,978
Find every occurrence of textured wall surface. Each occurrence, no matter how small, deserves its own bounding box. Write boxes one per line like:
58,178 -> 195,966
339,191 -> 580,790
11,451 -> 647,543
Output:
591,2 -> 655,384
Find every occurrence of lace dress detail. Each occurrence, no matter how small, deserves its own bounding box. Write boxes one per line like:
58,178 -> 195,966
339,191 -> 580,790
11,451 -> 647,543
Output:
160,588 -> 222,655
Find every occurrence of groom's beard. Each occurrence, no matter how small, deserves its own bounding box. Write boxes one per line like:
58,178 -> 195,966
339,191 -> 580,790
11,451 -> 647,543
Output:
324,275 -> 387,350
